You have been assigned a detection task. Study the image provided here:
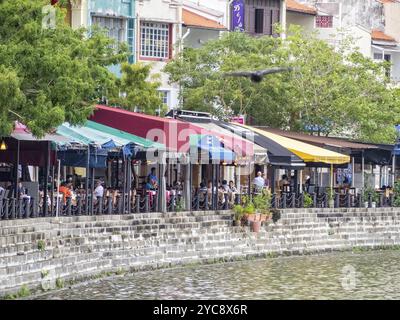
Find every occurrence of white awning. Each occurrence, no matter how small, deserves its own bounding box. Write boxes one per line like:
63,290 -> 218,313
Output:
372,44 -> 400,53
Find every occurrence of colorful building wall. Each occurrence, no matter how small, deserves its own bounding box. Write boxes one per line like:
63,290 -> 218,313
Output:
88,0 -> 136,74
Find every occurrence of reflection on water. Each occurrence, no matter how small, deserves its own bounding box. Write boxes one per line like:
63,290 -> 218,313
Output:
33,250 -> 400,300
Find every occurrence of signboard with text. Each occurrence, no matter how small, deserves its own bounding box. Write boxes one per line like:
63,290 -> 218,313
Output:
231,116 -> 245,125
231,0 -> 245,31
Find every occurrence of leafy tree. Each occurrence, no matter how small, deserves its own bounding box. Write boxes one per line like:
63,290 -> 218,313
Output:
0,0 -> 128,137
108,62 -> 165,116
165,25 -> 400,143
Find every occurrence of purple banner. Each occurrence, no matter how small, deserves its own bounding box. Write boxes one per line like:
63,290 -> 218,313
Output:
231,0 -> 245,31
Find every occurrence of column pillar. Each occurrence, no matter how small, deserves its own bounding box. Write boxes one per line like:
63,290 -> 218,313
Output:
393,154 -> 396,186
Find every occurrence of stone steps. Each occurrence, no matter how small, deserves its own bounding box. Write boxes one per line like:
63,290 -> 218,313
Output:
3,208 -> 400,296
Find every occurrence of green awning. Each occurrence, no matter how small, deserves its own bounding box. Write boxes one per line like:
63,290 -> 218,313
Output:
85,120 -> 165,150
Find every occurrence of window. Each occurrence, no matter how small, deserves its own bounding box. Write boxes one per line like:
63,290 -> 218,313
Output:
316,15 -> 333,28
374,53 -> 383,60
384,54 -> 392,78
159,90 -> 169,106
140,22 -> 170,59
92,16 -> 126,45
254,9 -> 264,34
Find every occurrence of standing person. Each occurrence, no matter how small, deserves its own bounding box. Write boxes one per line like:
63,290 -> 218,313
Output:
279,174 -> 289,191
253,171 -> 265,192
305,175 -> 311,192
262,173 -> 270,188
94,180 -> 104,199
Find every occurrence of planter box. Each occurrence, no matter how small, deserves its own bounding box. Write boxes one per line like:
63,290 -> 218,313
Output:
246,213 -> 269,223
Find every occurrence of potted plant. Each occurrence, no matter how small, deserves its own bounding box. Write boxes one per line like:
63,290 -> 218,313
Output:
249,190 -> 272,232
233,204 -> 244,226
363,186 -> 379,208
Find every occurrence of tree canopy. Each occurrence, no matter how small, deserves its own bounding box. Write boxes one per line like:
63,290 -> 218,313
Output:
165,26 -> 400,143
108,62 -> 166,116
0,0 -> 127,137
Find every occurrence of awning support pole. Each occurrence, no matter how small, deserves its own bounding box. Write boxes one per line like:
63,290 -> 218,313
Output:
85,145 -> 90,215
393,154 -> 396,187
50,164 -> 55,215
14,140 -> 20,202
299,170 -> 303,194
184,163 -> 191,211
361,151 -> 365,191
330,164 -> 334,195
90,167 -> 95,215
43,141 -> 50,217
127,158 -> 132,214
351,157 -> 355,188
56,159 -> 61,219
122,158 -> 127,214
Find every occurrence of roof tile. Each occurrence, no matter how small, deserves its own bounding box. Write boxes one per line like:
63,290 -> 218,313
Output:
182,9 -> 226,30
286,0 -> 317,15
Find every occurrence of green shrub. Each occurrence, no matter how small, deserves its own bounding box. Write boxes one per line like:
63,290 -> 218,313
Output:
243,203 -> 255,215
303,192 -> 313,208
56,278 -> 64,289
363,186 -> 379,203
175,198 -> 184,212
17,285 -> 30,298
393,181 -> 400,207
252,189 -> 271,214
37,240 -> 45,251
233,205 -> 244,221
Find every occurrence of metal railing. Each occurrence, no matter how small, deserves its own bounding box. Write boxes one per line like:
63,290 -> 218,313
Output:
0,191 -> 396,220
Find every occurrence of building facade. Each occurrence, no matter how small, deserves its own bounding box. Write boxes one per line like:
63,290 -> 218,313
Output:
286,0 -> 400,83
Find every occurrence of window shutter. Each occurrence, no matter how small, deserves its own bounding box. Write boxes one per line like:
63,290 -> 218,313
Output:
271,9 -> 280,37
264,8 -> 272,35
245,5 -> 256,34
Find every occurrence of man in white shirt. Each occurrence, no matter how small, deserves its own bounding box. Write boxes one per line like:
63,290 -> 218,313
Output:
253,171 -> 265,191
94,180 -> 104,199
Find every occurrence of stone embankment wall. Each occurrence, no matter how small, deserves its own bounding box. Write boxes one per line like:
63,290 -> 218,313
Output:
1,208 -> 400,297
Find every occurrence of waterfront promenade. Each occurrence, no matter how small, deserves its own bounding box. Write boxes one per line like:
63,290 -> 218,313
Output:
2,207 -> 400,298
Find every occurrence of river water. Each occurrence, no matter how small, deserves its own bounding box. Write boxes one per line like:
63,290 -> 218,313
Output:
33,250 -> 400,300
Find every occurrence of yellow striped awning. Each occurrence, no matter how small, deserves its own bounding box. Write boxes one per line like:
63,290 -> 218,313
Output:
238,125 -> 350,165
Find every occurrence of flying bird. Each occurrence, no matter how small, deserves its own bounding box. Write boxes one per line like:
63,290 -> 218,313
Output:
223,67 -> 294,83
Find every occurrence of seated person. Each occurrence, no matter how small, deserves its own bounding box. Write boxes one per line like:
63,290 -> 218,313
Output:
173,180 -> 183,194
221,180 -> 230,193
59,182 -> 72,204
17,179 -> 30,200
147,167 -> 158,190
228,180 -> 238,203
199,182 -> 208,193
145,177 -> 155,191
207,180 -> 216,195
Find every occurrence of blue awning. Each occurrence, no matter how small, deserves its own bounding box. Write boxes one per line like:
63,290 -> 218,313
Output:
190,134 -> 235,162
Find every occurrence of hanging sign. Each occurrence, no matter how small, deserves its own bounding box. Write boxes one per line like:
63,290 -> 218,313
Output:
231,0 -> 245,31
231,115 -> 246,125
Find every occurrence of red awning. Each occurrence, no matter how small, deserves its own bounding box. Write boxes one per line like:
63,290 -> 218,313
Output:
89,105 -> 254,157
